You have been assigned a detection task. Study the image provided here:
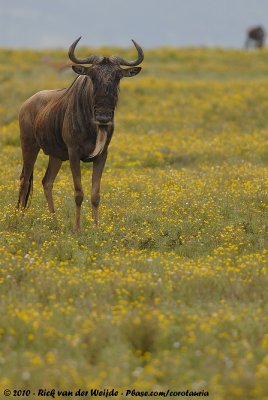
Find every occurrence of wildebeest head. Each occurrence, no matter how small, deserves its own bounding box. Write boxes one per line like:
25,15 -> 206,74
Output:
69,37 -> 144,126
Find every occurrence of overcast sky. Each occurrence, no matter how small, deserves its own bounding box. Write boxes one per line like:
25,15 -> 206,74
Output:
1,0 -> 268,49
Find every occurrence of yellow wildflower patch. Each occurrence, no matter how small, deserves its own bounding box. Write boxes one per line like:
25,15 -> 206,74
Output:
0,46 -> 268,399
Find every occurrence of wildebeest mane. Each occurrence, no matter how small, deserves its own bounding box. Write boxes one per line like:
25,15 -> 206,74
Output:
34,75 -> 94,160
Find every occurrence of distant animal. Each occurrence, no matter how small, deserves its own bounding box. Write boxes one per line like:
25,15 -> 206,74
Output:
17,37 -> 144,231
245,26 -> 265,49
41,55 -> 75,73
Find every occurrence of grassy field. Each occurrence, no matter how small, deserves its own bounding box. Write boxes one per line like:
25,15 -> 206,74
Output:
0,45 -> 268,399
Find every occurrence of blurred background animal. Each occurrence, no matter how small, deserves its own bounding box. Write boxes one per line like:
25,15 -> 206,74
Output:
245,25 -> 265,49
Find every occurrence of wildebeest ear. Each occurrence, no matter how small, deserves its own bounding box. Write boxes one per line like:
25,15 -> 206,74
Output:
122,67 -> 142,77
72,65 -> 89,75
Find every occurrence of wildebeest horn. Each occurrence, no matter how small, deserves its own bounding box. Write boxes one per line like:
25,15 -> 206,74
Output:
109,40 -> 144,66
68,36 -> 104,64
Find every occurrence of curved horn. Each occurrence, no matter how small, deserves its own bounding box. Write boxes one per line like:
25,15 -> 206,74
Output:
68,36 -> 104,64
109,40 -> 144,66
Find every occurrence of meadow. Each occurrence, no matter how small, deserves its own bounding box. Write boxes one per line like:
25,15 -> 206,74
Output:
0,45 -> 268,399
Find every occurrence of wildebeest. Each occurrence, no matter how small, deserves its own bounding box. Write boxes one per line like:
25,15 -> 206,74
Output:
245,26 -> 265,49
17,37 -> 144,230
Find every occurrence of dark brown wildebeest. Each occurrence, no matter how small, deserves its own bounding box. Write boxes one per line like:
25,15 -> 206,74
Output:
245,26 -> 265,49
17,37 -> 144,231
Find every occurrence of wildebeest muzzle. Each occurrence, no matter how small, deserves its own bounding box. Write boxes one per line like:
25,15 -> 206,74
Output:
94,110 -> 114,125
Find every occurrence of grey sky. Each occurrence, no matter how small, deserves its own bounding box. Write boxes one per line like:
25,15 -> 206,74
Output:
1,0 -> 268,49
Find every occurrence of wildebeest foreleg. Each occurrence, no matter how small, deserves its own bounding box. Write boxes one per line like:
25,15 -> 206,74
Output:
69,150 -> 84,231
42,156 -> 62,213
91,151 -> 108,226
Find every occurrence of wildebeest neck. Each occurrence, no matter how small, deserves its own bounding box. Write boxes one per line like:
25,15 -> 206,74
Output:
62,76 -> 96,135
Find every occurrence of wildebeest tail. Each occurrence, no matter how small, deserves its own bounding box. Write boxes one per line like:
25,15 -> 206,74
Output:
17,170 -> 33,209
25,172 -> 34,207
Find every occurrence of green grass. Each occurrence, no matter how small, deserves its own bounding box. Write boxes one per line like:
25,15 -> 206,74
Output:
0,46 -> 268,399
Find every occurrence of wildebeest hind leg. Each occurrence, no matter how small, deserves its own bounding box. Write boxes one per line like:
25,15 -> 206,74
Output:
42,156 -> 62,213
17,146 -> 40,209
